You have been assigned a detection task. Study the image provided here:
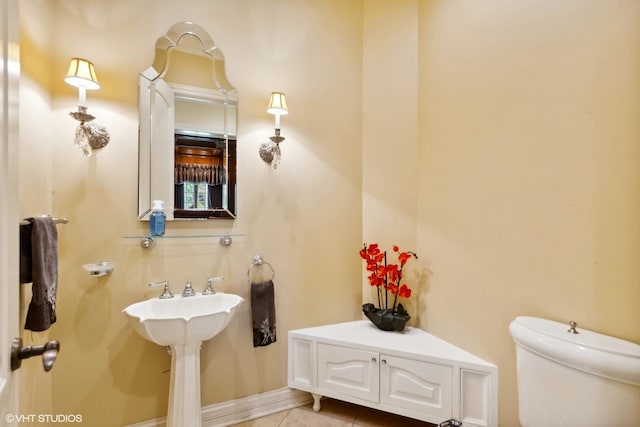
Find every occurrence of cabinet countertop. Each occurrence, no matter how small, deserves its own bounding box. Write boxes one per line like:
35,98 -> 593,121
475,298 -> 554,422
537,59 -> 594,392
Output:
290,320 -> 496,369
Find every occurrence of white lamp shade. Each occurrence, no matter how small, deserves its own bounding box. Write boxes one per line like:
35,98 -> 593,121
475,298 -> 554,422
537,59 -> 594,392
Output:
267,92 -> 288,115
65,58 -> 101,90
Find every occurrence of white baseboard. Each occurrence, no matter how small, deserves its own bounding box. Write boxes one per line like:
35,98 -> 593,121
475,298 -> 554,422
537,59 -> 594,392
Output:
124,387 -> 312,427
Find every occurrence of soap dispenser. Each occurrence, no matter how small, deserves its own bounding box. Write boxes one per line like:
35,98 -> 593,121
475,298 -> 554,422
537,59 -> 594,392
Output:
149,200 -> 166,236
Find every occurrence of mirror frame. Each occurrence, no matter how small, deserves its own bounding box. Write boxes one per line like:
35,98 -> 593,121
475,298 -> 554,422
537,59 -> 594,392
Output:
138,21 -> 238,221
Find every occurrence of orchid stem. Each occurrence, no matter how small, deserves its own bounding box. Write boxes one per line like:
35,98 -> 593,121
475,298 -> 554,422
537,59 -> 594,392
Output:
384,251 -> 388,310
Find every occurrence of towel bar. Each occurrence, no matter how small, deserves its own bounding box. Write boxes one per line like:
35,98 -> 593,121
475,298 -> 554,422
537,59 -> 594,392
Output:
248,255 -> 275,282
20,215 -> 68,226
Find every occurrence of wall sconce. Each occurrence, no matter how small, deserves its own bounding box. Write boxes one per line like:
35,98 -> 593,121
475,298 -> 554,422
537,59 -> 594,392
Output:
259,92 -> 288,169
65,57 -> 110,157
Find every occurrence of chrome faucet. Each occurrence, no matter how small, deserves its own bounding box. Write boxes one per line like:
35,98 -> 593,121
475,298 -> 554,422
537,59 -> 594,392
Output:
182,281 -> 196,297
149,280 -> 173,299
203,276 -> 223,295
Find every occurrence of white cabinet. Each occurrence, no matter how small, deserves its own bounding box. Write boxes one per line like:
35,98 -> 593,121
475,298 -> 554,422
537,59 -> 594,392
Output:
288,321 -> 498,427
317,343 -> 453,419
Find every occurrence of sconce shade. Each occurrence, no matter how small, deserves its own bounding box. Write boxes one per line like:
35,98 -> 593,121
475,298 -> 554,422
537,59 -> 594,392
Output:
64,58 -> 100,90
267,92 -> 288,115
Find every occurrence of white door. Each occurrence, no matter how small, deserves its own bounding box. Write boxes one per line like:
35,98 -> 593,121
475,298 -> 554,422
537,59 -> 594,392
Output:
0,0 -> 20,422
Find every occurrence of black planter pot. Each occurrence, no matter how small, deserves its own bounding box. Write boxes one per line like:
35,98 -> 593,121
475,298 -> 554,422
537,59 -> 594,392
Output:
362,303 -> 410,332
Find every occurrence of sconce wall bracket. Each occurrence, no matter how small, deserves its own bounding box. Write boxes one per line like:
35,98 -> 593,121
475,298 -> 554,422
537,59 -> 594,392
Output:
69,105 -> 110,156
259,129 -> 285,168
69,106 -> 95,123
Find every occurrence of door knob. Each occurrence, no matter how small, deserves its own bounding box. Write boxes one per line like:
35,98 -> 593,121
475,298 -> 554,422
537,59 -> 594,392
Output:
11,337 -> 60,372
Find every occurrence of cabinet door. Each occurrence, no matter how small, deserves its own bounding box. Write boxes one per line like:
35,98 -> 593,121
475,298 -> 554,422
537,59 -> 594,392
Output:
317,343 -> 379,402
380,355 -> 452,419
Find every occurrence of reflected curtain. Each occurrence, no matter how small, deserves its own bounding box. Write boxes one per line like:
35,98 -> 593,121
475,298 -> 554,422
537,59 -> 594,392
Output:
175,163 -> 227,209
175,163 -> 226,185
208,184 -> 221,208
207,165 -> 225,208
174,183 -> 185,209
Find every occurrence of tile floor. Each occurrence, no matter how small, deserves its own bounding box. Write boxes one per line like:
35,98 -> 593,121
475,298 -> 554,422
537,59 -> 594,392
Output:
231,397 -> 438,427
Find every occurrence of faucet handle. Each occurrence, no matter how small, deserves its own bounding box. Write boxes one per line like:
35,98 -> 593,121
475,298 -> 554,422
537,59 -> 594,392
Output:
149,280 -> 174,299
182,281 -> 196,297
203,276 -> 224,295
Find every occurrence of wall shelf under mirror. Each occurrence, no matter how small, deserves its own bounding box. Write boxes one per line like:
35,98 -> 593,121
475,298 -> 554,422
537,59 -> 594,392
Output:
123,233 -> 243,249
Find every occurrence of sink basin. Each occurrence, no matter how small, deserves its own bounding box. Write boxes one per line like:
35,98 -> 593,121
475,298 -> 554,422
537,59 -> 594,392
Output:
123,292 -> 244,346
123,292 -> 244,427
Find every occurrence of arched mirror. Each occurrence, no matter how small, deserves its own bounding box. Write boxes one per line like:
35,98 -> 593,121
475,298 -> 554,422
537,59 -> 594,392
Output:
138,22 -> 237,221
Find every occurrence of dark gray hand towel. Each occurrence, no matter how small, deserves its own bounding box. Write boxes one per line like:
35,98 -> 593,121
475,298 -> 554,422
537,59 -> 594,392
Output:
19,221 -> 33,284
251,280 -> 276,347
20,217 -> 58,331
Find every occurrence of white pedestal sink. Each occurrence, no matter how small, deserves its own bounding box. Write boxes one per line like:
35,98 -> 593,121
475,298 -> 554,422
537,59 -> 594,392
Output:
123,292 -> 244,427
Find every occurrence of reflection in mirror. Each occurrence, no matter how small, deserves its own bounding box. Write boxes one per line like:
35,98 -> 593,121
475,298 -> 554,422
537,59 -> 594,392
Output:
138,22 -> 237,221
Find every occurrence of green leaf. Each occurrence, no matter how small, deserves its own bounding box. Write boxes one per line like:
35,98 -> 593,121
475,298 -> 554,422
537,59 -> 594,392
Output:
396,303 -> 408,316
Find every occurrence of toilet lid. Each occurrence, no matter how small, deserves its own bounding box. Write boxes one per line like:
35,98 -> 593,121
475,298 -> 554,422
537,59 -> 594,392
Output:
509,316 -> 640,386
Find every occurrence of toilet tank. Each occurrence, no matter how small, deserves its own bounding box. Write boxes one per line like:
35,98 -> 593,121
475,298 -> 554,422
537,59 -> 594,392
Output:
509,316 -> 640,427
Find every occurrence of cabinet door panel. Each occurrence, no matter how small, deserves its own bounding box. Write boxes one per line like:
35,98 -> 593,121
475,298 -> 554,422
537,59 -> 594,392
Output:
461,369 -> 491,427
289,338 -> 314,389
318,343 -> 379,402
380,355 -> 452,419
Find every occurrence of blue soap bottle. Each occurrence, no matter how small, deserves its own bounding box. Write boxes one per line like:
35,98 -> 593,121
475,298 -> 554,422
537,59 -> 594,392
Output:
149,200 -> 166,236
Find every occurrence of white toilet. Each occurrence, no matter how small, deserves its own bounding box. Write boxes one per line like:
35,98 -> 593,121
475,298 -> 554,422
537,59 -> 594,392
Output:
509,316 -> 640,427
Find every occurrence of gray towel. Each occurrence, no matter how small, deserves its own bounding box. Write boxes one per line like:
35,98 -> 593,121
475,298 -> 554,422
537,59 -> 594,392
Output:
19,217 -> 58,331
251,280 -> 276,347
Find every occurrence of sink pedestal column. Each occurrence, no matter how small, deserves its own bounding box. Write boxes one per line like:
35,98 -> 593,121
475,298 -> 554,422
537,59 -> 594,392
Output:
167,342 -> 202,427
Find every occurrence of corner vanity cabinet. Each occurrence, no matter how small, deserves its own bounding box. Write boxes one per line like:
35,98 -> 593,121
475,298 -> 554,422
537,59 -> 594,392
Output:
288,321 -> 498,427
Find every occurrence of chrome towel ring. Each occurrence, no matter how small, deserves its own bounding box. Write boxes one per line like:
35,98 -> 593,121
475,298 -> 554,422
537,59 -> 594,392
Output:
248,255 -> 275,282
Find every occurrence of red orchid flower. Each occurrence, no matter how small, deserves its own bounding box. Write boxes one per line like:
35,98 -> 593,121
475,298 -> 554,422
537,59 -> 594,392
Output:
366,243 -> 380,256
361,243 -> 418,314
386,264 -> 400,283
387,283 -> 398,294
398,252 -> 413,265
399,284 -> 411,298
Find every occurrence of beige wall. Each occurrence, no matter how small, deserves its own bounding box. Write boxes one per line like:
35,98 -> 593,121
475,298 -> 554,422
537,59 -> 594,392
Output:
17,0 -> 640,426
20,1 -> 362,425
416,0 -> 640,425
362,1 -> 422,319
